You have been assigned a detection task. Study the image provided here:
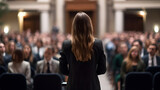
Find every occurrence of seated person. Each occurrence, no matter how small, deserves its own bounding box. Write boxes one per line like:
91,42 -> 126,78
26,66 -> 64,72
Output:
23,44 -> 38,70
36,46 -> 59,74
8,49 -> 31,85
120,46 -> 145,90
0,42 -> 11,70
142,44 -> 160,67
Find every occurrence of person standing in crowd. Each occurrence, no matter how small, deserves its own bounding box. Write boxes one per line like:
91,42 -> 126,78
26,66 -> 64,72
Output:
142,44 -> 160,67
8,49 -> 31,86
0,42 -> 11,69
132,39 -> 148,58
36,46 -> 59,74
6,40 -> 16,56
112,42 -> 128,90
32,39 -> 45,60
0,51 -> 5,67
120,46 -> 145,90
59,12 -> 106,90
15,34 -> 23,49
23,44 -> 38,70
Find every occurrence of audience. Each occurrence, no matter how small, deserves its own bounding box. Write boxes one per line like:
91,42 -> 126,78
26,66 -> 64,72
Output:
1,29 -> 160,90
112,42 -> 128,90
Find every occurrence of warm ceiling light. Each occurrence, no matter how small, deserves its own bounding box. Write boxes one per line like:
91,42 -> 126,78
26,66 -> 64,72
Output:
4,26 -> 9,34
139,11 -> 146,16
18,12 -> 27,17
154,25 -> 159,33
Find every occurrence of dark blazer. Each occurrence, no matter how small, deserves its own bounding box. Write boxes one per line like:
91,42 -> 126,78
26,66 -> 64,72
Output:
3,53 -> 12,70
59,39 -> 106,90
141,48 -> 148,57
142,55 -> 160,68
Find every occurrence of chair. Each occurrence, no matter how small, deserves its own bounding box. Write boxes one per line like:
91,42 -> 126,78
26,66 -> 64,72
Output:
31,67 -> 35,78
33,74 -> 62,90
153,72 -> 160,90
0,66 -> 6,75
125,72 -> 152,90
146,66 -> 160,75
0,73 -> 27,90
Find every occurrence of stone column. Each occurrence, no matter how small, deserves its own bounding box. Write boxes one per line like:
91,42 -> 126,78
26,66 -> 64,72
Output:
56,0 -> 64,33
98,0 -> 107,36
40,10 -> 50,33
37,0 -> 50,2
115,9 -> 124,33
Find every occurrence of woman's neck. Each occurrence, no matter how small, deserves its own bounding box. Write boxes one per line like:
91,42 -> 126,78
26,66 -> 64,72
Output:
132,58 -> 138,64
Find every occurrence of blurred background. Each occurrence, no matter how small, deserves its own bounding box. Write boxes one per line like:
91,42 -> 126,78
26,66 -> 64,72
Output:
0,0 -> 160,36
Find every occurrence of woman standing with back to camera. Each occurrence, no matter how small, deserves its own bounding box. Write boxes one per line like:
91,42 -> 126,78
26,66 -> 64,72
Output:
59,12 -> 106,90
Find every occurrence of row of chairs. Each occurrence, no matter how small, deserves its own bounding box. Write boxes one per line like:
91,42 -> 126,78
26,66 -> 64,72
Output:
125,72 -> 160,90
0,73 -> 63,90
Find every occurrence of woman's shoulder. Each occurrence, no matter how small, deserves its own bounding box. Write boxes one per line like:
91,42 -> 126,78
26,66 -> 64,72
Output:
8,62 -> 13,66
94,38 -> 102,44
62,40 -> 71,50
94,39 -> 103,47
122,60 -> 127,65
22,61 -> 30,65
63,40 -> 71,45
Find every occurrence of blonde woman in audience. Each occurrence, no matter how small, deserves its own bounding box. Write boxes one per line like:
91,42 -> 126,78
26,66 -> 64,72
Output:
120,46 -> 145,90
8,49 -> 31,86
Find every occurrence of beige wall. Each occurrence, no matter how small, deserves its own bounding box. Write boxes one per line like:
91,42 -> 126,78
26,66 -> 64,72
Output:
126,0 -> 160,1
1,11 -> 19,33
145,9 -> 160,32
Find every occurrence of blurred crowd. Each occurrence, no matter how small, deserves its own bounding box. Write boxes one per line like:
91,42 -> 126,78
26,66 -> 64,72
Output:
0,29 -> 71,89
1,29 -> 160,90
102,31 -> 160,90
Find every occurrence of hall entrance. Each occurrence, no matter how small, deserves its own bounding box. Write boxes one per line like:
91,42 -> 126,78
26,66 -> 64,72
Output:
65,0 -> 97,35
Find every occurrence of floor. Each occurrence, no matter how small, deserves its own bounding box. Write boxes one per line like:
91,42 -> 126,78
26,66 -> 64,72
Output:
98,72 -> 114,90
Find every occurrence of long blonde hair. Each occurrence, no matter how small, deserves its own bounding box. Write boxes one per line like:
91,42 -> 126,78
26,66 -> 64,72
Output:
71,12 -> 94,62
125,46 -> 141,71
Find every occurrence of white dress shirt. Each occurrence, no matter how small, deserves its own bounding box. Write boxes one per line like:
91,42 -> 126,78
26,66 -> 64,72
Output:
148,54 -> 157,67
43,59 -> 53,73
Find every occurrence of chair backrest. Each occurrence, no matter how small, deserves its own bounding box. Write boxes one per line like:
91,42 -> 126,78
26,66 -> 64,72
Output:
0,73 -> 27,90
153,72 -> 160,90
146,66 -> 160,75
33,74 -> 62,90
125,72 -> 152,90
0,66 -> 6,75
31,67 -> 35,78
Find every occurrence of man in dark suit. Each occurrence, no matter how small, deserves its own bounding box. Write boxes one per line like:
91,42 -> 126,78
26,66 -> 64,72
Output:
0,42 -> 11,69
132,39 -> 148,58
142,44 -> 160,67
36,46 -> 59,74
